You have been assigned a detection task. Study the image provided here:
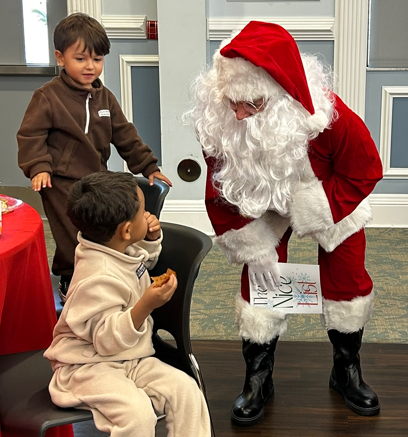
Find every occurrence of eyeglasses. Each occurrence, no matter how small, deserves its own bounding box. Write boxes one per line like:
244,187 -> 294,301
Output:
222,96 -> 267,115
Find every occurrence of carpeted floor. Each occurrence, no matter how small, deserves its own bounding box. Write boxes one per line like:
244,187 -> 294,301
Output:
43,222 -> 408,344
190,227 -> 408,343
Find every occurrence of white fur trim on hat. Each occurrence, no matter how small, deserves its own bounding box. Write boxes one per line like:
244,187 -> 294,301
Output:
320,292 -> 374,333
236,294 -> 288,343
313,198 -> 372,252
214,49 -> 283,102
214,213 -> 290,264
307,109 -> 329,133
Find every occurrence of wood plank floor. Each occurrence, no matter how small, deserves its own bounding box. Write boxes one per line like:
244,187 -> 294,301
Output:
156,340 -> 408,437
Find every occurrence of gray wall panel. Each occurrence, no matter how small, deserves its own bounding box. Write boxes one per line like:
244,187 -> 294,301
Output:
365,70 -> 408,149
131,66 -> 161,164
365,70 -> 408,194
0,75 -> 55,186
390,97 -> 408,168
104,40 -> 158,103
368,0 -> 408,68
104,40 -> 158,172
0,0 -> 25,65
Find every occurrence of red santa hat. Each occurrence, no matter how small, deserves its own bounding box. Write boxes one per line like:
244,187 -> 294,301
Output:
216,21 -> 328,132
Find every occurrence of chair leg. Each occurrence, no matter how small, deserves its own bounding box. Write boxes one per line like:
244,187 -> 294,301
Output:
189,353 -> 216,436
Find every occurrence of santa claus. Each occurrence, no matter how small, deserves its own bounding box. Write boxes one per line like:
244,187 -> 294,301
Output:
184,21 -> 383,425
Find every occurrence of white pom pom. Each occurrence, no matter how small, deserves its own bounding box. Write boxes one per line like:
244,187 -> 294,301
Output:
307,110 -> 329,133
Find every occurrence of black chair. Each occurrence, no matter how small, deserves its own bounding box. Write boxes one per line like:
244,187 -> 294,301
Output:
150,223 -> 212,395
0,222 -> 214,437
135,175 -> 170,219
0,349 -> 94,436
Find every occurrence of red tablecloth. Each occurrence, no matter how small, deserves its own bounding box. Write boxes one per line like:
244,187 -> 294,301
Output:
0,202 -> 73,437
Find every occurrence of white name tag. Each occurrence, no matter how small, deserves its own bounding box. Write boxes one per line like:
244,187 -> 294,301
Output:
98,109 -> 110,117
250,263 -> 323,314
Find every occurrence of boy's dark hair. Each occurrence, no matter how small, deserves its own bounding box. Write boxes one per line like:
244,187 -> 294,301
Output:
54,13 -> 110,56
67,171 -> 140,244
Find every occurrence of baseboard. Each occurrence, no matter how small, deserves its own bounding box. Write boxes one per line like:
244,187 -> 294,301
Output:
160,200 -> 215,235
161,194 -> 408,234
4,189 -> 408,231
369,193 -> 408,228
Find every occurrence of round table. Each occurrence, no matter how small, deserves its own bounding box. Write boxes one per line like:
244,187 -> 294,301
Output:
0,202 -> 73,437
0,202 -> 56,354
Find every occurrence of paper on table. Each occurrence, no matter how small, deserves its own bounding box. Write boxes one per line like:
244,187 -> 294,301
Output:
249,263 -> 322,314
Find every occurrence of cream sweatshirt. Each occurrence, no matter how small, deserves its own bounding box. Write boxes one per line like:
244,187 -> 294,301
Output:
44,232 -> 162,370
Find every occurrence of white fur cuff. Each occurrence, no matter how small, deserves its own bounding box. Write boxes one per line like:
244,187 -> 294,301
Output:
214,215 -> 288,264
313,198 -> 372,252
236,294 -> 288,344
320,292 -> 374,333
290,179 -> 334,237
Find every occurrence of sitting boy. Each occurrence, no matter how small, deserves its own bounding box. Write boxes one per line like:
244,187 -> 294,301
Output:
44,171 -> 211,437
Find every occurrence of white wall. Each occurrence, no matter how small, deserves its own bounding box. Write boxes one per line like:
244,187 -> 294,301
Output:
155,0 -> 211,231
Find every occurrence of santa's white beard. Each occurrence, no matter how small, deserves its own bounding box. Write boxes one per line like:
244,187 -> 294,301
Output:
183,53 -> 335,219
206,99 -> 315,218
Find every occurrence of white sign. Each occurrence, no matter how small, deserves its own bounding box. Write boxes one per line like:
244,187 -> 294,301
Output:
250,263 -> 322,314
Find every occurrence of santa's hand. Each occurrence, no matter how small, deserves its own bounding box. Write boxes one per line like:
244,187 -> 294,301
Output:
248,253 -> 281,291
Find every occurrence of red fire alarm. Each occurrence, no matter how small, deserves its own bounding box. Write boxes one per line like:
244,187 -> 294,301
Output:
147,20 -> 158,40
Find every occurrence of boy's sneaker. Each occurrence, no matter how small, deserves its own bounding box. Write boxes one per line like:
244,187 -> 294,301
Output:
58,275 -> 72,304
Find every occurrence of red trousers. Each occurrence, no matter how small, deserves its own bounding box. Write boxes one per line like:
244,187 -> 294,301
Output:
241,227 -> 373,303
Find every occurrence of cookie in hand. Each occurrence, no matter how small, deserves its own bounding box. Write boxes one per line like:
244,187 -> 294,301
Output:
151,268 -> 176,287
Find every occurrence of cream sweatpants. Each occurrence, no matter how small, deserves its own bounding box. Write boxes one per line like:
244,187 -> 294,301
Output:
49,357 -> 211,437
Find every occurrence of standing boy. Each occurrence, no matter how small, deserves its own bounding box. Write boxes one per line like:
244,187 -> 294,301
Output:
44,171 -> 211,437
17,13 -> 171,301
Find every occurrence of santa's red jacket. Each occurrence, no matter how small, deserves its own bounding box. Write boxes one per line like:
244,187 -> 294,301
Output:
204,95 -> 383,264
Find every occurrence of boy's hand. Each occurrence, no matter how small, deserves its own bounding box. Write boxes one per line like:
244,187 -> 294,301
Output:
144,212 -> 161,240
148,171 -> 172,187
144,274 -> 177,310
31,172 -> 52,192
131,274 -> 177,329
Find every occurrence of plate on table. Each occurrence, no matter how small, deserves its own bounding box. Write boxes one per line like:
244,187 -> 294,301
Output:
0,195 -> 24,214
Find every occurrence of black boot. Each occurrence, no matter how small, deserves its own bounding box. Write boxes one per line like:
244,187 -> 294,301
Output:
328,329 -> 380,416
231,337 -> 278,426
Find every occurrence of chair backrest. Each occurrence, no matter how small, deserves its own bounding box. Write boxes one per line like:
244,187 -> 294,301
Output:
150,222 -> 212,384
135,176 -> 170,219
